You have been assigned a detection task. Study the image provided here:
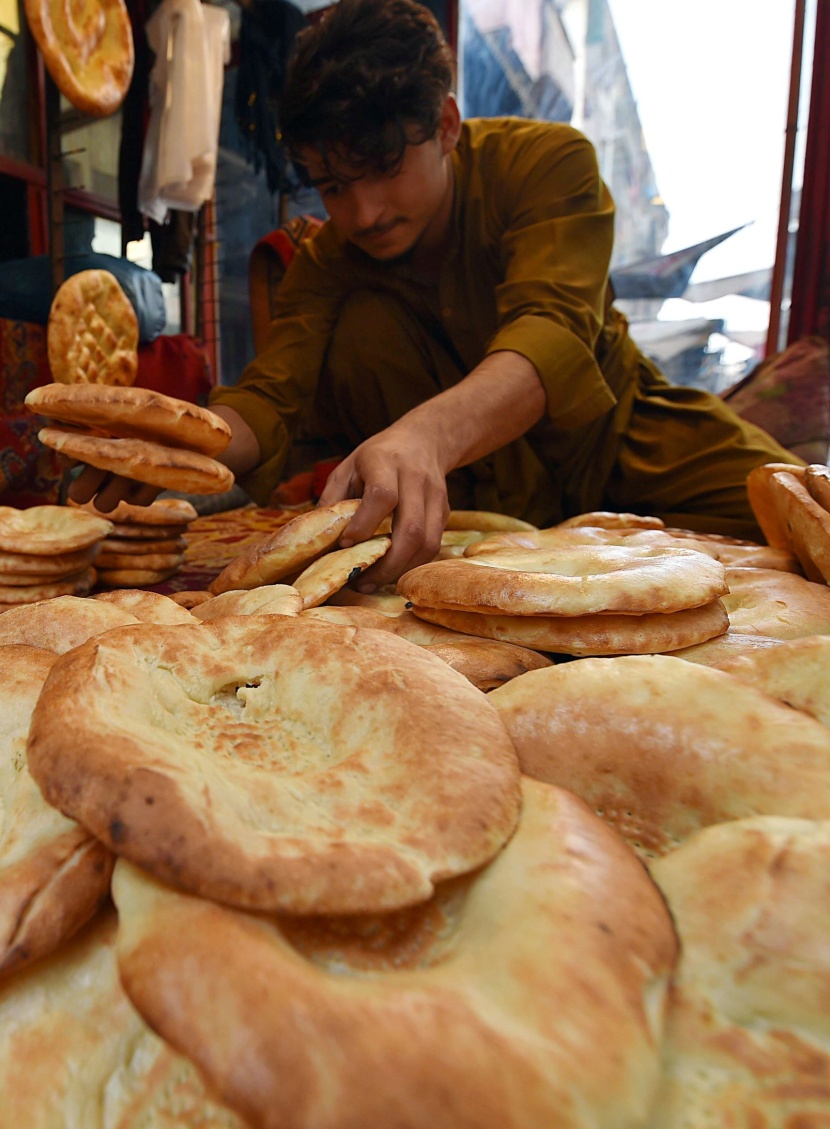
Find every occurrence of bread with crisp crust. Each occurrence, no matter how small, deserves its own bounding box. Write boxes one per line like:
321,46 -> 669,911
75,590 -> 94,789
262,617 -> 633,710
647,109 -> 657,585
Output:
38,428 -> 234,495
45,271 -> 138,385
0,907 -> 245,1127
490,654 -> 830,860
23,0 -> 134,117
650,817 -> 830,1127
28,384 -> 231,457
399,545 -> 728,617
0,645 -> 113,977
112,779 -> 678,1129
27,615 -> 521,915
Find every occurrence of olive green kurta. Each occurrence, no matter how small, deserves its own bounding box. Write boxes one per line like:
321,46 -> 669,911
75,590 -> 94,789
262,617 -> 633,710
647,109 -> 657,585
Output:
211,118 -> 800,537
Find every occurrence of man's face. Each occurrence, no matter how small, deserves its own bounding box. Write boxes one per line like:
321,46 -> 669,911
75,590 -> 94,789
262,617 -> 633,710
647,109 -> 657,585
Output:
300,102 -> 459,262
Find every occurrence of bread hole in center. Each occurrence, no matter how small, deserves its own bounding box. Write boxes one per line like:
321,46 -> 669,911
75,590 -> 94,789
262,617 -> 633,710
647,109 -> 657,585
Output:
211,677 -> 263,716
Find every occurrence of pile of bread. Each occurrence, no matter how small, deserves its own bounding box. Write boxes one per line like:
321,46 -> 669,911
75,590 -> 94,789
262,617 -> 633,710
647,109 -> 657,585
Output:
3,465 -> 830,1126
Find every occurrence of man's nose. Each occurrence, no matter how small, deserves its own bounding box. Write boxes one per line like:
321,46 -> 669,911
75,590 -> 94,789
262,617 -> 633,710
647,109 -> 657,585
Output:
350,181 -> 388,234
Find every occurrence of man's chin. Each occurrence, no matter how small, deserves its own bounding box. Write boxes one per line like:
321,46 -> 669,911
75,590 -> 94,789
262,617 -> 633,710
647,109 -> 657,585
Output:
353,232 -> 418,263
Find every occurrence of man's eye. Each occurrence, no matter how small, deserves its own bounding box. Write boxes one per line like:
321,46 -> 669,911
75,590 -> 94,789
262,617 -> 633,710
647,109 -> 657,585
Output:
321,184 -> 342,199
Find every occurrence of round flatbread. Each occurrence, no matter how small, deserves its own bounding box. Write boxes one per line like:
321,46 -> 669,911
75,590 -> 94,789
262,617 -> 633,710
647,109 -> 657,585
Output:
0,568 -> 96,604
714,633 -> 830,729
95,550 -> 184,571
306,604 -> 478,644
112,779 -> 677,1129
0,645 -> 113,977
27,615 -> 521,914
306,605 -> 555,688
324,584 -> 408,616
169,589 -> 213,609
489,655 -> 830,860
71,495 -> 197,525
399,545 -> 728,617
722,566 -> 830,638
107,521 -> 190,540
23,0 -> 133,118
557,511 -> 665,530
46,271 -> 138,385
96,567 -> 179,587
0,569 -> 88,587
650,817 -> 830,1127
209,500 -> 361,594
444,510 -> 537,532
292,537 -> 391,610
101,536 -> 187,555
410,600 -> 729,656
27,384 -> 232,457
668,630 -> 784,667
805,463 -> 830,512
192,585 -> 303,621
746,461 -> 807,548
768,469 -> 830,583
38,428 -> 234,495
0,505 -> 111,554
0,595 -> 140,653
92,589 -> 197,625
0,908 -> 245,1126
0,546 -> 97,576
421,638 -> 554,692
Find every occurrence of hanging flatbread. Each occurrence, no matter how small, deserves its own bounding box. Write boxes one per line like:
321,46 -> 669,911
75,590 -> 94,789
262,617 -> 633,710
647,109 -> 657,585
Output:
23,0 -> 134,117
46,271 -> 138,385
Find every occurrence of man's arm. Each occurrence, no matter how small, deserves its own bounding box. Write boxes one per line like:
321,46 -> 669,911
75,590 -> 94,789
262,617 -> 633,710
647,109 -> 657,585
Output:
317,350 -> 546,588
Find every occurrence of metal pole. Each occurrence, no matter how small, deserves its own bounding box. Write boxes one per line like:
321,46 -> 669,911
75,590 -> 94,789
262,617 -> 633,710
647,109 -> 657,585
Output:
766,0 -> 807,357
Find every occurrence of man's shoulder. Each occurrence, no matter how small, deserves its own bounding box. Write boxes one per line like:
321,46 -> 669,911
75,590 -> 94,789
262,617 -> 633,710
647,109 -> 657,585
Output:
460,116 -> 591,159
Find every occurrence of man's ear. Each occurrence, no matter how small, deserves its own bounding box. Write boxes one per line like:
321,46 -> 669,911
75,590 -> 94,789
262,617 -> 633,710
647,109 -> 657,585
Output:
437,94 -> 462,154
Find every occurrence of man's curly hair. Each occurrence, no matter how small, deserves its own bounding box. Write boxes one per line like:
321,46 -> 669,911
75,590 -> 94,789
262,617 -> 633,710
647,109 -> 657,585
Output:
279,0 -> 455,180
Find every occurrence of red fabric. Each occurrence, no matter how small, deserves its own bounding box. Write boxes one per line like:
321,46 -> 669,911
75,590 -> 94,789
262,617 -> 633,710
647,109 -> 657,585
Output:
252,214 -> 324,276
133,334 -> 213,406
0,318 -> 62,505
788,1 -> 830,344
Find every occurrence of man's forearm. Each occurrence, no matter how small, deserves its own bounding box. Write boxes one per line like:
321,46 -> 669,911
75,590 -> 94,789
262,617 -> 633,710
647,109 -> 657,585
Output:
210,405 -> 262,477
399,350 -> 546,472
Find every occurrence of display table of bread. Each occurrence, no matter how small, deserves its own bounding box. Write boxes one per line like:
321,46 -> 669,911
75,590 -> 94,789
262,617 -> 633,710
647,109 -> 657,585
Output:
4,448 -> 830,1126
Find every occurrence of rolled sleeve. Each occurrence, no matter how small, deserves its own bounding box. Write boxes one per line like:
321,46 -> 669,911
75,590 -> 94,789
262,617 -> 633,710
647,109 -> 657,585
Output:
487,314 -> 617,429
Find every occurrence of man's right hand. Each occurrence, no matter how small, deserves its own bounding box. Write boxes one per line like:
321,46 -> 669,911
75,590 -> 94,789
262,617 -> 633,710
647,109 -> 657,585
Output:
66,462 -> 161,512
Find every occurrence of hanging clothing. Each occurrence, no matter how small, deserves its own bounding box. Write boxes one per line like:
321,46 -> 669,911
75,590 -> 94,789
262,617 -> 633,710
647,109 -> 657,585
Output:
138,0 -> 231,224
234,0 -> 306,194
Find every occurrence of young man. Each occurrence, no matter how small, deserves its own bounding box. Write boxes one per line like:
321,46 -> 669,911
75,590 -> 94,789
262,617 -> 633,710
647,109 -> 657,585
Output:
76,0 -> 800,587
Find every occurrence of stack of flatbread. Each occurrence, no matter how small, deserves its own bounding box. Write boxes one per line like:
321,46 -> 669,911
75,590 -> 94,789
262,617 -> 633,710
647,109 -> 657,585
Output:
205,501 -> 556,689
26,383 -> 235,496
487,638 -> 830,1123
398,525 -> 731,656
14,608 -> 676,1128
0,505 -> 111,610
72,495 -> 197,588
